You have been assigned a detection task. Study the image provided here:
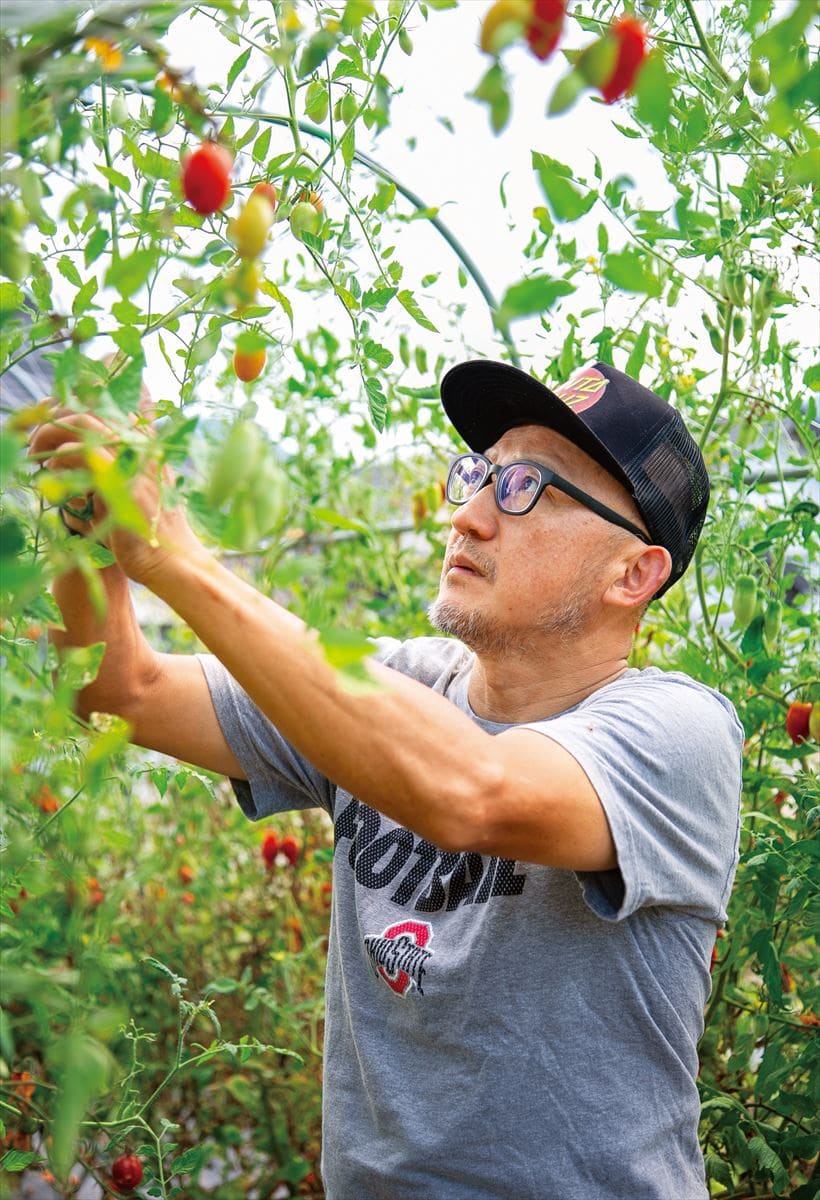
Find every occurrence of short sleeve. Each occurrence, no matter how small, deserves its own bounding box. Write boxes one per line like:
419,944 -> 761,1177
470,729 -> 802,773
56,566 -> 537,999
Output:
524,673 -> 743,923
197,654 -> 335,820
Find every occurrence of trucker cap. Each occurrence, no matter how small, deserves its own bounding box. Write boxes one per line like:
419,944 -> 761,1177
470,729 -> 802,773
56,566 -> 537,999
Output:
440,359 -> 710,596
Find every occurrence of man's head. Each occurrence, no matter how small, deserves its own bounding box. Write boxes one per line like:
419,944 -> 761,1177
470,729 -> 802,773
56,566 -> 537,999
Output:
429,360 -> 709,656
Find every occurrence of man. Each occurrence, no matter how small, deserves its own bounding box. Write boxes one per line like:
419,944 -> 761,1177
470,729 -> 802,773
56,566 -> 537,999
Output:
33,358 -> 743,1200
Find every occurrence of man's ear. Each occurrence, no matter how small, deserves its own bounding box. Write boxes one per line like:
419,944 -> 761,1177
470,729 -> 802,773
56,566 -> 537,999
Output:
606,545 -> 672,609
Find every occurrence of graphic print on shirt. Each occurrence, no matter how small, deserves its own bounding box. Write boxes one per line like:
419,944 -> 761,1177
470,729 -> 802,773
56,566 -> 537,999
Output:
334,796 -> 527,912
364,919 -> 433,996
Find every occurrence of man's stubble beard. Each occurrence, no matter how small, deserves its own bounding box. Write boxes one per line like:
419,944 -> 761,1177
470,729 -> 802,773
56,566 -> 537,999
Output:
427,580 -> 594,659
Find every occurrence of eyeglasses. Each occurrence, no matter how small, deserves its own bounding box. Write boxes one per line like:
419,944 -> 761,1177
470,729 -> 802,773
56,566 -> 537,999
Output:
446,453 -> 651,544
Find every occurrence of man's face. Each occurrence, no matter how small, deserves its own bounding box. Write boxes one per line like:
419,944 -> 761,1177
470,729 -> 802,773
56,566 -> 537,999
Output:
428,424 -> 648,657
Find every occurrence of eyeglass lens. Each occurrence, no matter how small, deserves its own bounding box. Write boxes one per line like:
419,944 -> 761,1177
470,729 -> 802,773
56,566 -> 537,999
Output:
497,463 -> 540,513
448,455 -> 543,514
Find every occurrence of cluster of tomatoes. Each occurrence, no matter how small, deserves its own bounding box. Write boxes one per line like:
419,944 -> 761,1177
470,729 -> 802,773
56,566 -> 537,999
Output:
480,0 -> 648,105
180,142 -> 326,384
261,829 -> 301,871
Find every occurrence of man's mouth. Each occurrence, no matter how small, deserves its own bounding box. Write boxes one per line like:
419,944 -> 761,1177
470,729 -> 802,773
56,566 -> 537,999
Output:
447,554 -> 483,576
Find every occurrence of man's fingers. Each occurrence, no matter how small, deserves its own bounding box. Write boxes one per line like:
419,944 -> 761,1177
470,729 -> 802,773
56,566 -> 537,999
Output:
29,412 -> 120,460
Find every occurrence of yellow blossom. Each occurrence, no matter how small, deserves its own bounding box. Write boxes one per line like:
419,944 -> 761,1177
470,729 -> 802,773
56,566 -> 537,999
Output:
84,37 -> 123,71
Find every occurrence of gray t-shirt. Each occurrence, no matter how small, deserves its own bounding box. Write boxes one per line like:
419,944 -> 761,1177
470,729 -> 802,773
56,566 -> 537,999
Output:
198,636 -> 743,1200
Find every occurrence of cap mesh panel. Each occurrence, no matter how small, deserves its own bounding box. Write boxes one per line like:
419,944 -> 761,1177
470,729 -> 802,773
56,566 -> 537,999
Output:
625,414 -> 709,594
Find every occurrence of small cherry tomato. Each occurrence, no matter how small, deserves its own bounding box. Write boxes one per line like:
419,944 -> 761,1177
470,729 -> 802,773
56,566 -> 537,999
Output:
181,142 -> 233,215
111,1153 -> 143,1193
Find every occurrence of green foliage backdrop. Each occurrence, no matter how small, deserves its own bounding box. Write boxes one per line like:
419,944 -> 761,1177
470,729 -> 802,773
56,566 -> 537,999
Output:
0,1 -> 817,1196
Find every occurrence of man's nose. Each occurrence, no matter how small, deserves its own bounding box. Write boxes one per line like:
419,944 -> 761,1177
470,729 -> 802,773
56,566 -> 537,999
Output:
450,483 -> 497,539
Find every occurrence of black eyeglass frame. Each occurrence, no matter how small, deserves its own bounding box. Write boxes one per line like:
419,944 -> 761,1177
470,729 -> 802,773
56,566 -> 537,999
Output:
446,453 -> 652,545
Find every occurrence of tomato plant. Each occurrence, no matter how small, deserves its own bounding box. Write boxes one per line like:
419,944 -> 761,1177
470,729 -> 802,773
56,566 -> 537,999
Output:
0,1 -> 817,1198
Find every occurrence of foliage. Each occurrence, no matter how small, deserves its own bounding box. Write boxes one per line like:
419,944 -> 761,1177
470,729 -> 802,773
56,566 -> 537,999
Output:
0,0 -> 817,1196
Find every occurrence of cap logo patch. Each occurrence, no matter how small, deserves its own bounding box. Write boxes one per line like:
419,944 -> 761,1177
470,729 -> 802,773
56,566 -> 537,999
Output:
554,366 -> 608,414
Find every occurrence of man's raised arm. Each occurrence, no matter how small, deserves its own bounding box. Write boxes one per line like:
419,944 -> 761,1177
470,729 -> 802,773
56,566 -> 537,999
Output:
33,412 -> 246,780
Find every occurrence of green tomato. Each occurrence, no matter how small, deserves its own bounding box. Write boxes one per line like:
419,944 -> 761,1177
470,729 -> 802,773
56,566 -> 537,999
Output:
206,421 -> 264,507
251,462 -> 289,535
732,574 -> 758,627
289,201 -> 322,241
763,599 -> 781,643
339,91 -> 358,124
109,91 -> 129,128
748,59 -> 770,96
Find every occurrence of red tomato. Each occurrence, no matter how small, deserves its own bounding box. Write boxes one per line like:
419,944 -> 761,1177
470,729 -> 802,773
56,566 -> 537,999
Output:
600,15 -> 647,104
785,701 -> 812,745
261,830 -> 279,868
526,0 -> 565,61
279,835 -> 300,866
182,142 -> 233,215
111,1154 -> 143,1193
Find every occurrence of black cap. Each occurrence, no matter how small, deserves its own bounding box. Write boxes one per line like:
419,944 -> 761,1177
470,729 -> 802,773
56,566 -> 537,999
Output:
440,359 -> 709,596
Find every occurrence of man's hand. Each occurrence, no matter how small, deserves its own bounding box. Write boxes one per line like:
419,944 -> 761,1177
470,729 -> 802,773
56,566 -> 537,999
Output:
29,407 -> 207,584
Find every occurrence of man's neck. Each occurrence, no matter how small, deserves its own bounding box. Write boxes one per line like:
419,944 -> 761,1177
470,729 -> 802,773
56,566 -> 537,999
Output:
467,637 -> 632,724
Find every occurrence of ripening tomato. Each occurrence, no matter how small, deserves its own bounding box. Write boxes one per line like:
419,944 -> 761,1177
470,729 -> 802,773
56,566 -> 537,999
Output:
181,142 -> 233,215
298,188 -> 324,214
179,864 -> 195,884
229,192 -> 274,258
232,346 -> 266,382
526,0 -> 565,61
290,200 -> 322,240
479,0 -> 533,56
785,701 -> 812,746
111,1154 -> 143,1193
600,14 -> 647,104
251,181 -> 278,212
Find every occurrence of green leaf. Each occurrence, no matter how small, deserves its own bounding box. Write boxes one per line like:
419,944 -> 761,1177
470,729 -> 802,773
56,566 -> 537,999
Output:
299,29 -> 336,77
189,328 -> 222,367
363,375 -> 388,430
227,46 -> 251,90
0,282 -> 23,313
72,277 -> 98,315
259,279 -> 293,328
532,152 -> 597,222
252,125 -> 271,164
363,339 -> 394,369
471,63 -> 511,134
341,0 -> 374,31
548,70 -> 587,116
84,227 -> 109,267
397,289 -> 437,332
499,275 -> 574,321
602,248 -> 661,297
369,180 -> 396,213
341,127 -> 355,170
625,322 -> 650,378
312,507 -> 369,534
318,626 -> 380,692
634,52 -> 671,134
361,286 -> 397,311
111,325 -> 143,357
747,1136 -> 790,1193
107,354 -> 144,413
95,163 -> 131,192
105,248 -> 155,299
0,1149 -> 38,1172
59,642 -> 106,690
57,254 -> 81,287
